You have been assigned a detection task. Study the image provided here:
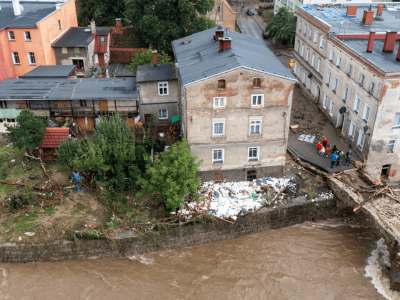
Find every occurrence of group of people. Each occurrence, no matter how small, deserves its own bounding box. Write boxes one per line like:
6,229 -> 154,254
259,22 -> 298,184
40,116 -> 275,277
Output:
316,137 -> 353,169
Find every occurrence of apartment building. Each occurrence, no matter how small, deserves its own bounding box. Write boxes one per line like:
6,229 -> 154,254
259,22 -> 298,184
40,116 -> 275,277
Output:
205,0 -> 237,30
294,3 -> 400,182
0,0 -> 78,82
172,27 -> 296,181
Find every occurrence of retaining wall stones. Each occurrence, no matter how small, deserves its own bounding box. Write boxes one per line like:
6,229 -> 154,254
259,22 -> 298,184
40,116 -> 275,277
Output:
0,199 -> 336,264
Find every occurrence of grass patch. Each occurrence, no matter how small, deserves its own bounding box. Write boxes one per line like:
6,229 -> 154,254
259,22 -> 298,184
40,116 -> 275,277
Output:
262,11 -> 274,23
236,25 -> 241,33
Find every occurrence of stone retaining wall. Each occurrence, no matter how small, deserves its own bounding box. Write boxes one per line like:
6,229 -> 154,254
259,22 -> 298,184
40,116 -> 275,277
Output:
0,199 -> 337,263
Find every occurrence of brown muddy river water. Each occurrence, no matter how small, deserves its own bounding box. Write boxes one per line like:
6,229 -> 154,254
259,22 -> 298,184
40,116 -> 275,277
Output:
0,217 -> 398,300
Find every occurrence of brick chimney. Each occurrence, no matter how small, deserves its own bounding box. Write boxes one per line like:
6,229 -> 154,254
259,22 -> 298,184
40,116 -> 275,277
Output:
214,26 -> 224,41
396,42 -> 400,61
219,37 -> 232,52
12,0 -> 22,16
377,4 -> 384,17
90,20 -> 96,35
362,10 -> 374,25
383,31 -> 397,52
366,30 -> 376,53
152,51 -> 157,67
346,5 -> 357,17
115,18 -> 121,27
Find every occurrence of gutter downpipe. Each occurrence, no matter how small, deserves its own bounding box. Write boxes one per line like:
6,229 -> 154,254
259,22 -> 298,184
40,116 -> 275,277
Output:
138,86 -> 143,123
85,46 -> 90,76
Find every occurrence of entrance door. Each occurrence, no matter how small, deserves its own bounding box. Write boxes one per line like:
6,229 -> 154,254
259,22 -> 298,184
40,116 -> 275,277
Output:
98,100 -> 108,112
337,107 -> 344,129
126,116 -> 136,128
98,54 -> 104,66
144,114 -> 151,126
381,164 -> 391,177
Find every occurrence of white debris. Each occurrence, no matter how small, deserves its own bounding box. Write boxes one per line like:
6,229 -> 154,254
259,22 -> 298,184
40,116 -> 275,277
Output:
24,232 -> 35,237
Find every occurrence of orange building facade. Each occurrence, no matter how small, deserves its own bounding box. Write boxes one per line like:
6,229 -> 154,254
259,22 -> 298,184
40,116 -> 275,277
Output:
0,0 -> 78,82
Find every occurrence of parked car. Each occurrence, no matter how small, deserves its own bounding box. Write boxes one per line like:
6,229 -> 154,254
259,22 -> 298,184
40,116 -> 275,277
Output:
247,8 -> 254,15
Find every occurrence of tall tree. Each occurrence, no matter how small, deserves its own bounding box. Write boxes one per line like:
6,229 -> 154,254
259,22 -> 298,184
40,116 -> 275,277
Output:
5,109 -> 47,151
127,45 -> 172,74
265,6 -> 296,46
77,0 -> 127,26
125,0 -> 216,54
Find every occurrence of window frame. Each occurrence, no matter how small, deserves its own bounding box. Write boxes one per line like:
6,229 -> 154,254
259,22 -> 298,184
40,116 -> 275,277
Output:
332,77 -> 338,93
100,37 -> 106,43
357,130 -> 365,151
311,53 -> 315,68
323,93 -> 328,109
349,121 -> 356,140
369,81 -> 375,94
306,49 -> 310,62
12,52 -> 20,65
326,71 -> 331,86
303,24 -> 307,36
393,112 -> 400,128
62,47 -> 68,55
317,59 -> 321,73
218,79 -> 226,89
8,31 -> 15,41
319,36 -> 324,49
313,30 -> 318,44
213,97 -> 226,109
329,50 -> 334,61
253,78 -> 261,88
158,81 -> 169,96
353,95 -> 361,115
359,74 -> 365,87
251,94 -> 264,107
329,99 -> 334,117
24,31 -> 31,42
74,47 -> 80,55
72,59 -> 84,70
342,85 -> 349,103
58,19 -> 62,30
362,104 -> 371,124
294,62 -> 297,74
0,101 -> 7,109
336,55 -> 342,68
213,122 -> 225,136
347,64 -> 352,77
301,44 -> 304,57
387,140 -> 398,155
212,149 -> 224,163
27,52 -> 36,65
158,109 -> 168,120
298,20 -> 302,32
249,120 -> 262,135
308,28 -> 312,40
248,147 -> 260,162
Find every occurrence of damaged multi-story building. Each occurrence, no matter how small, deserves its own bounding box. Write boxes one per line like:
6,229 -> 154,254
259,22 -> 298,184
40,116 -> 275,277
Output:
294,3 -> 400,182
172,26 -> 296,181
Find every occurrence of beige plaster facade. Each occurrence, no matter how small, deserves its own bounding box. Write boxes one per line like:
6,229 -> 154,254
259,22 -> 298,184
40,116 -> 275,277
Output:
205,0 -> 237,30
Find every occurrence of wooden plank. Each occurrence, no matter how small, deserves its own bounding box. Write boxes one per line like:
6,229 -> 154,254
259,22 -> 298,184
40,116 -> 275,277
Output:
98,100 -> 108,112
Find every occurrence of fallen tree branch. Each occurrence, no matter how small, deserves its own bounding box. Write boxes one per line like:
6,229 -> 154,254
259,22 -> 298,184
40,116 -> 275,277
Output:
0,181 -> 24,186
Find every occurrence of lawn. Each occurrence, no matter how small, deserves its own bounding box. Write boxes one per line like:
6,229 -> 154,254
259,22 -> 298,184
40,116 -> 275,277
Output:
262,10 -> 274,23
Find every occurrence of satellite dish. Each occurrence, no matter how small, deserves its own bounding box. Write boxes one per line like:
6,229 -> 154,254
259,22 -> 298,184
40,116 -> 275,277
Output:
339,106 -> 346,114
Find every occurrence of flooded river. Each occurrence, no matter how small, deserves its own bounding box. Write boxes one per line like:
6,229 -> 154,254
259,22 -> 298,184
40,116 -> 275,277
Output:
0,217 -> 398,300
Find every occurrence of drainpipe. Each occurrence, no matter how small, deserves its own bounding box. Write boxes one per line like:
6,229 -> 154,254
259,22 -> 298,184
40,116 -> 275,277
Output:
138,86 -> 142,122
85,46 -> 90,76
183,87 -> 187,138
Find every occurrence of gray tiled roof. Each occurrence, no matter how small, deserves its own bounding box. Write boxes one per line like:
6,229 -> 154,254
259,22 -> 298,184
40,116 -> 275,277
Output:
0,78 -> 138,100
23,65 -> 77,79
0,1 -> 60,31
136,64 -> 178,83
172,28 -> 296,87
52,28 -> 110,47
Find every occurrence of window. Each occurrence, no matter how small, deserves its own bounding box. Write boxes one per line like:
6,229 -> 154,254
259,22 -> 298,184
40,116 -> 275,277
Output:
58,19 -> 62,30
362,104 -> 371,124
8,31 -> 15,41
348,121 -> 356,140
12,52 -> 20,65
250,120 -> 261,134
0,101 -> 7,109
218,79 -> 225,89
332,77 -> 338,93
369,81 -> 375,94
213,97 -> 226,109
301,45 -> 304,57
158,82 -> 168,95
317,59 -> 321,73
359,74 -> 365,87
28,52 -> 36,65
319,36 -> 324,49
336,55 -> 342,68
100,37 -> 105,43
387,140 -> 397,155
306,49 -> 310,62
158,109 -> 168,119
323,93 -> 328,109
326,71 -> 331,86
80,100 -> 87,107
248,147 -> 259,161
74,48 -> 80,55
303,24 -> 307,36
309,28 -> 312,40
357,131 -> 365,150
62,47 -> 68,54
294,62 -> 297,74
311,53 -> 315,68
347,64 -> 352,77
251,94 -> 264,107
393,113 -> 400,128
329,100 -> 334,116
313,30 -> 318,44
342,86 -> 349,103
216,6 -> 221,13
72,59 -> 84,70
299,21 -> 302,32
329,50 -> 334,62
308,78 -> 312,90
213,149 -> 224,163
253,78 -> 261,88
24,31 -> 31,41
303,72 -> 307,84
213,122 -> 225,136
353,96 -> 361,115
297,42 -> 300,53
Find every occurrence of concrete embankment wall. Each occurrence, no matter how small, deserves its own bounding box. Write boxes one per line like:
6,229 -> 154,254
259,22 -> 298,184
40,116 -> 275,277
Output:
0,199 -> 337,263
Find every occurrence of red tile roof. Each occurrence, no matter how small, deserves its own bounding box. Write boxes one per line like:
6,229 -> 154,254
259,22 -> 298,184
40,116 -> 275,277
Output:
41,127 -> 70,149
94,35 -> 108,53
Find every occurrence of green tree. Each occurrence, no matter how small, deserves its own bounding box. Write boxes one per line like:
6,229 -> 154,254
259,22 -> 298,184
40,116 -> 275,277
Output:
126,46 -> 172,74
137,139 -> 202,211
57,139 -> 80,167
5,109 -> 47,151
125,0 -> 216,54
77,0 -> 127,26
265,6 -> 296,46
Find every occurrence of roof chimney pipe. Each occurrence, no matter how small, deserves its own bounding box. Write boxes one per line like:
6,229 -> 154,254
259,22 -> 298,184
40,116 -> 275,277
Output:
383,30 -> 397,52
219,37 -> 232,52
152,51 -> 157,67
90,20 -> 96,35
366,30 -> 376,53
214,25 -> 224,41
376,4 -> 384,17
346,5 -> 357,16
362,9 -> 374,25
12,0 -> 22,16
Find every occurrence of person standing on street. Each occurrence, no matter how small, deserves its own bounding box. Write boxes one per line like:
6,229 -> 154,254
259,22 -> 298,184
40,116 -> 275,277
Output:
336,151 -> 342,168
325,145 -> 330,158
331,152 -> 337,168
322,137 -> 328,149
345,150 -> 353,166
317,142 -> 322,153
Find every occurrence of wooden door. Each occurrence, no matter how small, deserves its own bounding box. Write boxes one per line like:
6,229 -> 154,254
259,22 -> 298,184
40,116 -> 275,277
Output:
18,100 -> 27,109
126,116 -> 136,129
76,117 -> 86,131
98,54 -> 104,66
99,100 -> 108,112
86,117 -> 94,131
145,114 -> 151,126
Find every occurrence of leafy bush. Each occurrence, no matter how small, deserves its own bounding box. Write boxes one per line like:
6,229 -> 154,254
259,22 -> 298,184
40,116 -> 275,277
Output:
57,139 -> 80,166
82,229 -> 100,239
265,6 -> 296,46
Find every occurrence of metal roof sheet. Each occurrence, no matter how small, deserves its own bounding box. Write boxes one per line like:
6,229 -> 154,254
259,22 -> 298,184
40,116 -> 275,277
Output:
0,78 -> 138,101
22,65 -> 77,79
172,28 -> 296,86
136,64 -> 178,82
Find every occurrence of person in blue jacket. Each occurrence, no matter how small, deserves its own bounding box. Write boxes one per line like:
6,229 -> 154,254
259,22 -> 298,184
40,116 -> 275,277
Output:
331,152 -> 337,168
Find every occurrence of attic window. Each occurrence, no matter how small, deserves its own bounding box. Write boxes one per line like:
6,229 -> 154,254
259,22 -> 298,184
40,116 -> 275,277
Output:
183,39 -> 191,44
218,80 -> 226,89
253,78 -> 261,88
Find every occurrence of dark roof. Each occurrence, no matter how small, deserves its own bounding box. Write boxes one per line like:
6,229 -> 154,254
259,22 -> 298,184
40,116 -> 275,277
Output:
96,28 -> 111,36
22,65 -> 77,79
300,4 -> 400,35
136,64 -> 178,83
0,78 -> 138,101
0,1 -> 60,31
342,39 -> 400,74
41,128 -> 69,149
52,27 -> 110,47
172,28 -> 296,87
